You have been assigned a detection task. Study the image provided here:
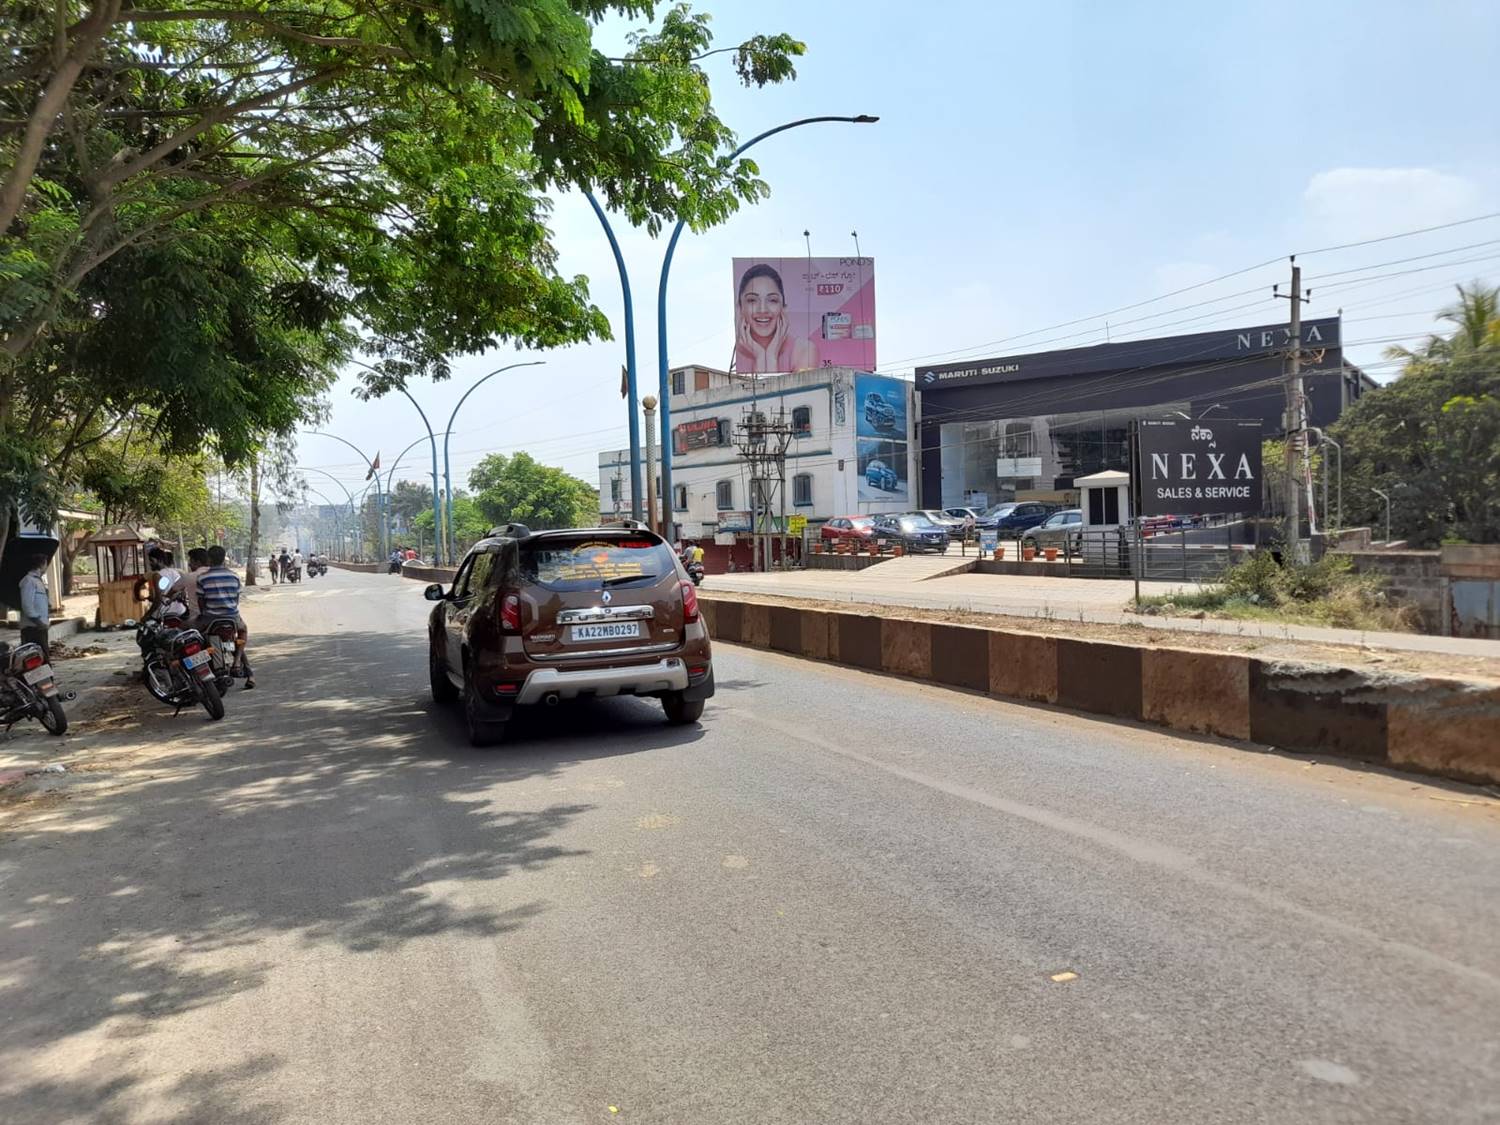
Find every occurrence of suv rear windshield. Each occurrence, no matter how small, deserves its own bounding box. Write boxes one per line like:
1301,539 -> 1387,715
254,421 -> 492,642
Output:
520,535 -> 675,591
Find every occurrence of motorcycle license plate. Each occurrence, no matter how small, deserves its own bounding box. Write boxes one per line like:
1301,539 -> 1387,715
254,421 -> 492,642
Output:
182,650 -> 212,669
23,664 -> 54,685
570,622 -> 641,642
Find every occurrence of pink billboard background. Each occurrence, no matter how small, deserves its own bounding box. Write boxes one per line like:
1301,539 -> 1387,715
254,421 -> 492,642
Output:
732,257 -> 876,374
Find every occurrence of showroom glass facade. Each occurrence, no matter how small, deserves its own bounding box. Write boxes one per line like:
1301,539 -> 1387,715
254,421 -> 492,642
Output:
936,406 -> 1177,509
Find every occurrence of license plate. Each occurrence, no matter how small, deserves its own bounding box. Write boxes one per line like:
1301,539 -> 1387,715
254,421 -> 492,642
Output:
182,650 -> 211,669
570,621 -> 642,642
23,664 -> 53,685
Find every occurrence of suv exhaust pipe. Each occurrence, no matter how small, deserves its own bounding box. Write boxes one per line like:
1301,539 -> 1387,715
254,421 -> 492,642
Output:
543,692 -> 561,707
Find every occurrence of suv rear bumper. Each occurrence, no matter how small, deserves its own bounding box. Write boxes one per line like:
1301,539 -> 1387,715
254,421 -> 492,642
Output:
515,658 -> 690,705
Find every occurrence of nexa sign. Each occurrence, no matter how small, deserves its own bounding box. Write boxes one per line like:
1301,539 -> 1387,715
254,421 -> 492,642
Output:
1136,418 -> 1263,517
1235,323 -> 1329,351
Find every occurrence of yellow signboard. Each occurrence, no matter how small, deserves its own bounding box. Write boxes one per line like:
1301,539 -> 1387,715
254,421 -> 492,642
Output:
788,515 -> 807,535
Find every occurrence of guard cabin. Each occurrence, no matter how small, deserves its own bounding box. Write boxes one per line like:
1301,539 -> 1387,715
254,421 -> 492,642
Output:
1073,470 -> 1132,565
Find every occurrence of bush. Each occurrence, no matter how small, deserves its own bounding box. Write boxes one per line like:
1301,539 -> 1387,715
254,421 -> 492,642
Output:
1220,551 -> 1283,604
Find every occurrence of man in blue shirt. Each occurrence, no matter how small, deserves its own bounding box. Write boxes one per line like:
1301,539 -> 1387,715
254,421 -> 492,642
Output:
196,546 -> 254,689
18,553 -> 52,661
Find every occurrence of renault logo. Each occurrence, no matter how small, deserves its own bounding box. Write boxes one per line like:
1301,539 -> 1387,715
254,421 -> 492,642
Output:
601,591 -> 612,604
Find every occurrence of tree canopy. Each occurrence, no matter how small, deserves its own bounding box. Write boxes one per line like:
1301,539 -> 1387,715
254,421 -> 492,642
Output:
1333,283 -> 1500,546
468,451 -> 597,531
0,0 -> 805,561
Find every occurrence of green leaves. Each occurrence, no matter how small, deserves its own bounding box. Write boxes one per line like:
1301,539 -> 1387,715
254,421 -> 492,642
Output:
468,451 -> 597,531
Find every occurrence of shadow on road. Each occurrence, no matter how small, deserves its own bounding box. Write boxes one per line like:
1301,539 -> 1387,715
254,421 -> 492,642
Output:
0,625 -> 703,1122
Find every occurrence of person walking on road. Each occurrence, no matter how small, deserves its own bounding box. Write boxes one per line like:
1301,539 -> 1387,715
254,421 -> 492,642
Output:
197,546 -> 255,689
17,553 -> 52,662
268,551 -> 280,584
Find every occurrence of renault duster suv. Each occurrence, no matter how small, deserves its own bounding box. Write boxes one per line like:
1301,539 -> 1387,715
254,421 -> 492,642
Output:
425,524 -> 714,746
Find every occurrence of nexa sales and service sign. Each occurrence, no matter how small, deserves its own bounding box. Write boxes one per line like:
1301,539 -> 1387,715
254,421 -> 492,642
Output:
1136,418 -> 1263,516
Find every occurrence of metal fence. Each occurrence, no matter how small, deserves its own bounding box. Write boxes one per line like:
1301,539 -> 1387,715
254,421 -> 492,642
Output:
956,517 -> 1263,582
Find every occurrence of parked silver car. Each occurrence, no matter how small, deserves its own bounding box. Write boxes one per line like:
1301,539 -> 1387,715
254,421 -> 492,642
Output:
1020,508 -> 1084,552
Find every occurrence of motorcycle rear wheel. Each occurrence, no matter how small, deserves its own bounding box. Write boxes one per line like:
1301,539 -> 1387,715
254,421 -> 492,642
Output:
38,697 -> 68,735
195,676 -> 225,720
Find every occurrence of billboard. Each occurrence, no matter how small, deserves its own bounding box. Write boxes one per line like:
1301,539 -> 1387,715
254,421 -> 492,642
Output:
733,257 -> 876,374
673,417 -> 724,454
855,372 -> 909,504
857,437 -> 909,504
1136,418 -> 1263,516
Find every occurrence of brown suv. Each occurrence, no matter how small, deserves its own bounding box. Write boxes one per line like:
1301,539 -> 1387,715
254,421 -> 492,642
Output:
425,523 -> 714,746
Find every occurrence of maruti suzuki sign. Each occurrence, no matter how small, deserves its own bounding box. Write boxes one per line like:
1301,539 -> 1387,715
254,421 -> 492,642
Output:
1136,418 -> 1263,517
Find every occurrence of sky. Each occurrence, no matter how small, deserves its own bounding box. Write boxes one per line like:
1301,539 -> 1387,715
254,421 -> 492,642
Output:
290,0 -> 1500,505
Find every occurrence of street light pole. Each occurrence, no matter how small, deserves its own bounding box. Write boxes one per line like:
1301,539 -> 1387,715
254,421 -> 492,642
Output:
586,191 -> 644,521
654,114 -> 879,534
441,361 -> 545,558
383,435 -> 432,546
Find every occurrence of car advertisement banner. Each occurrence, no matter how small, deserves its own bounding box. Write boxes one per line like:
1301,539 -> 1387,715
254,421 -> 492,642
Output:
855,372 -> 908,440
855,372 -> 909,504
858,437 -> 909,504
733,257 -> 876,374
673,417 -> 724,454
1136,418 -> 1263,516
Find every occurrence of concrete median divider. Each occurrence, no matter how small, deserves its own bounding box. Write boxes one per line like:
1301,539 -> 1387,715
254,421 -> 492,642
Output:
329,561 -> 381,573
401,563 -> 458,585
700,593 -> 1500,787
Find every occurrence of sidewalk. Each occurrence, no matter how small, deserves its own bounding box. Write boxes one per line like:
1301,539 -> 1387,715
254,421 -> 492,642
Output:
703,568 -> 1500,665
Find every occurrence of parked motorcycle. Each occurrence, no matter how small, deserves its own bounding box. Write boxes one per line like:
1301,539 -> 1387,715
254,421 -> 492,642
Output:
0,640 -> 68,735
136,582 -> 225,720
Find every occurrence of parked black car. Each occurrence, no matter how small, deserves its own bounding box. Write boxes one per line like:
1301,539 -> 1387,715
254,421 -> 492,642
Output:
979,501 -> 1060,533
871,513 -> 950,553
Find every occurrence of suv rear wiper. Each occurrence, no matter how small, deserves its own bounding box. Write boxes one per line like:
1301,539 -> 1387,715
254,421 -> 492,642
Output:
602,573 -> 655,587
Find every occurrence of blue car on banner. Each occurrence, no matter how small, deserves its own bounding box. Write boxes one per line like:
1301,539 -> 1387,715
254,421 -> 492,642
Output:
865,460 -> 899,492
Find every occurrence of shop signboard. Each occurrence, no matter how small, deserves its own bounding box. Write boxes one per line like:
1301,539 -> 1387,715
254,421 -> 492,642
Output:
788,515 -> 807,536
673,417 -> 723,454
733,257 -> 876,373
995,456 -> 1042,478
717,510 -> 752,533
1136,418 -> 1263,516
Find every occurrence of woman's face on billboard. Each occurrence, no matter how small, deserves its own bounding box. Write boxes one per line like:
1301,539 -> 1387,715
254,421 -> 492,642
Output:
739,274 -> 784,340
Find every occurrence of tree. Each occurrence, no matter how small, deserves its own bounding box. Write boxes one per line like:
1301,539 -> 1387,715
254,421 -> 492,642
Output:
1333,283 -> 1500,545
3,2 -> 805,378
413,494 -> 489,553
468,452 -> 597,531
388,480 -> 435,526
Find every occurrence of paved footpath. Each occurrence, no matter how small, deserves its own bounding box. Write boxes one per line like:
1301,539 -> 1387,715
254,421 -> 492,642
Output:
2,568 -> 1498,1123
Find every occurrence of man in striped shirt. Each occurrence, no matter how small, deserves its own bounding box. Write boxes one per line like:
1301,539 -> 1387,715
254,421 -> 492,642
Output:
196,546 -> 255,689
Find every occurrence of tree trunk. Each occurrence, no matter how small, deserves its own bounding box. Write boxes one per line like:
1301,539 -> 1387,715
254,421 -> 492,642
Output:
245,459 -> 261,586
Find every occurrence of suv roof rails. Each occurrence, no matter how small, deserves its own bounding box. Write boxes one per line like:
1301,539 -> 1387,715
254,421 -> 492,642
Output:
488,523 -> 533,539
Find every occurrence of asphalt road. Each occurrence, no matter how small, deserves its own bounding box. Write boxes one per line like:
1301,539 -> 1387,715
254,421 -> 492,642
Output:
3,566 -> 1498,1124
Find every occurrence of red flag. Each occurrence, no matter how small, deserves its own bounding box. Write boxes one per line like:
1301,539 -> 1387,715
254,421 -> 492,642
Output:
365,452 -> 380,481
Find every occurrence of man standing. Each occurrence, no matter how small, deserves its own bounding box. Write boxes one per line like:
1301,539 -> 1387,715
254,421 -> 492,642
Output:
197,546 -> 254,689
18,553 -> 52,661
268,551 -> 280,584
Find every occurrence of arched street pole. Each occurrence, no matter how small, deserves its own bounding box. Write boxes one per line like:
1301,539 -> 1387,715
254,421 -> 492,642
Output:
295,465 -> 364,556
393,388 -> 444,565
302,486 -> 348,559
339,360 -> 443,563
655,114 -> 879,535
305,431 -> 385,557
442,360 -> 546,558
383,435 -> 433,546
585,191 -> 644,521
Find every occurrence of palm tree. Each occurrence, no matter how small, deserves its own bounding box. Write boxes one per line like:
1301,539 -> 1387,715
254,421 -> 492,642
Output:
1385,282 -> 1500,363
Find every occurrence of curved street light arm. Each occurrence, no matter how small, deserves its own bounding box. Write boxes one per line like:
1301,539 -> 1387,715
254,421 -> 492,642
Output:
442,360 -> 545,559
395,387 -> 444,565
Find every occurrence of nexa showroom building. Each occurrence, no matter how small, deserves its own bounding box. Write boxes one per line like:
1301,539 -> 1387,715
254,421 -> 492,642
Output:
915,316 -> 1373,510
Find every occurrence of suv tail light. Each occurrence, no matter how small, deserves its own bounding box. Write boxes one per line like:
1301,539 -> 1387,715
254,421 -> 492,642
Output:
680,580 -> 699,624
499,593 -> 522,633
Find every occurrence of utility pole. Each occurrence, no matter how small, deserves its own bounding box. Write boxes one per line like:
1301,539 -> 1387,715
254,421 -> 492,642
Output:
1274,259 -> 1312,561
734,407 -> 793,572
643,396 -> 659,535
